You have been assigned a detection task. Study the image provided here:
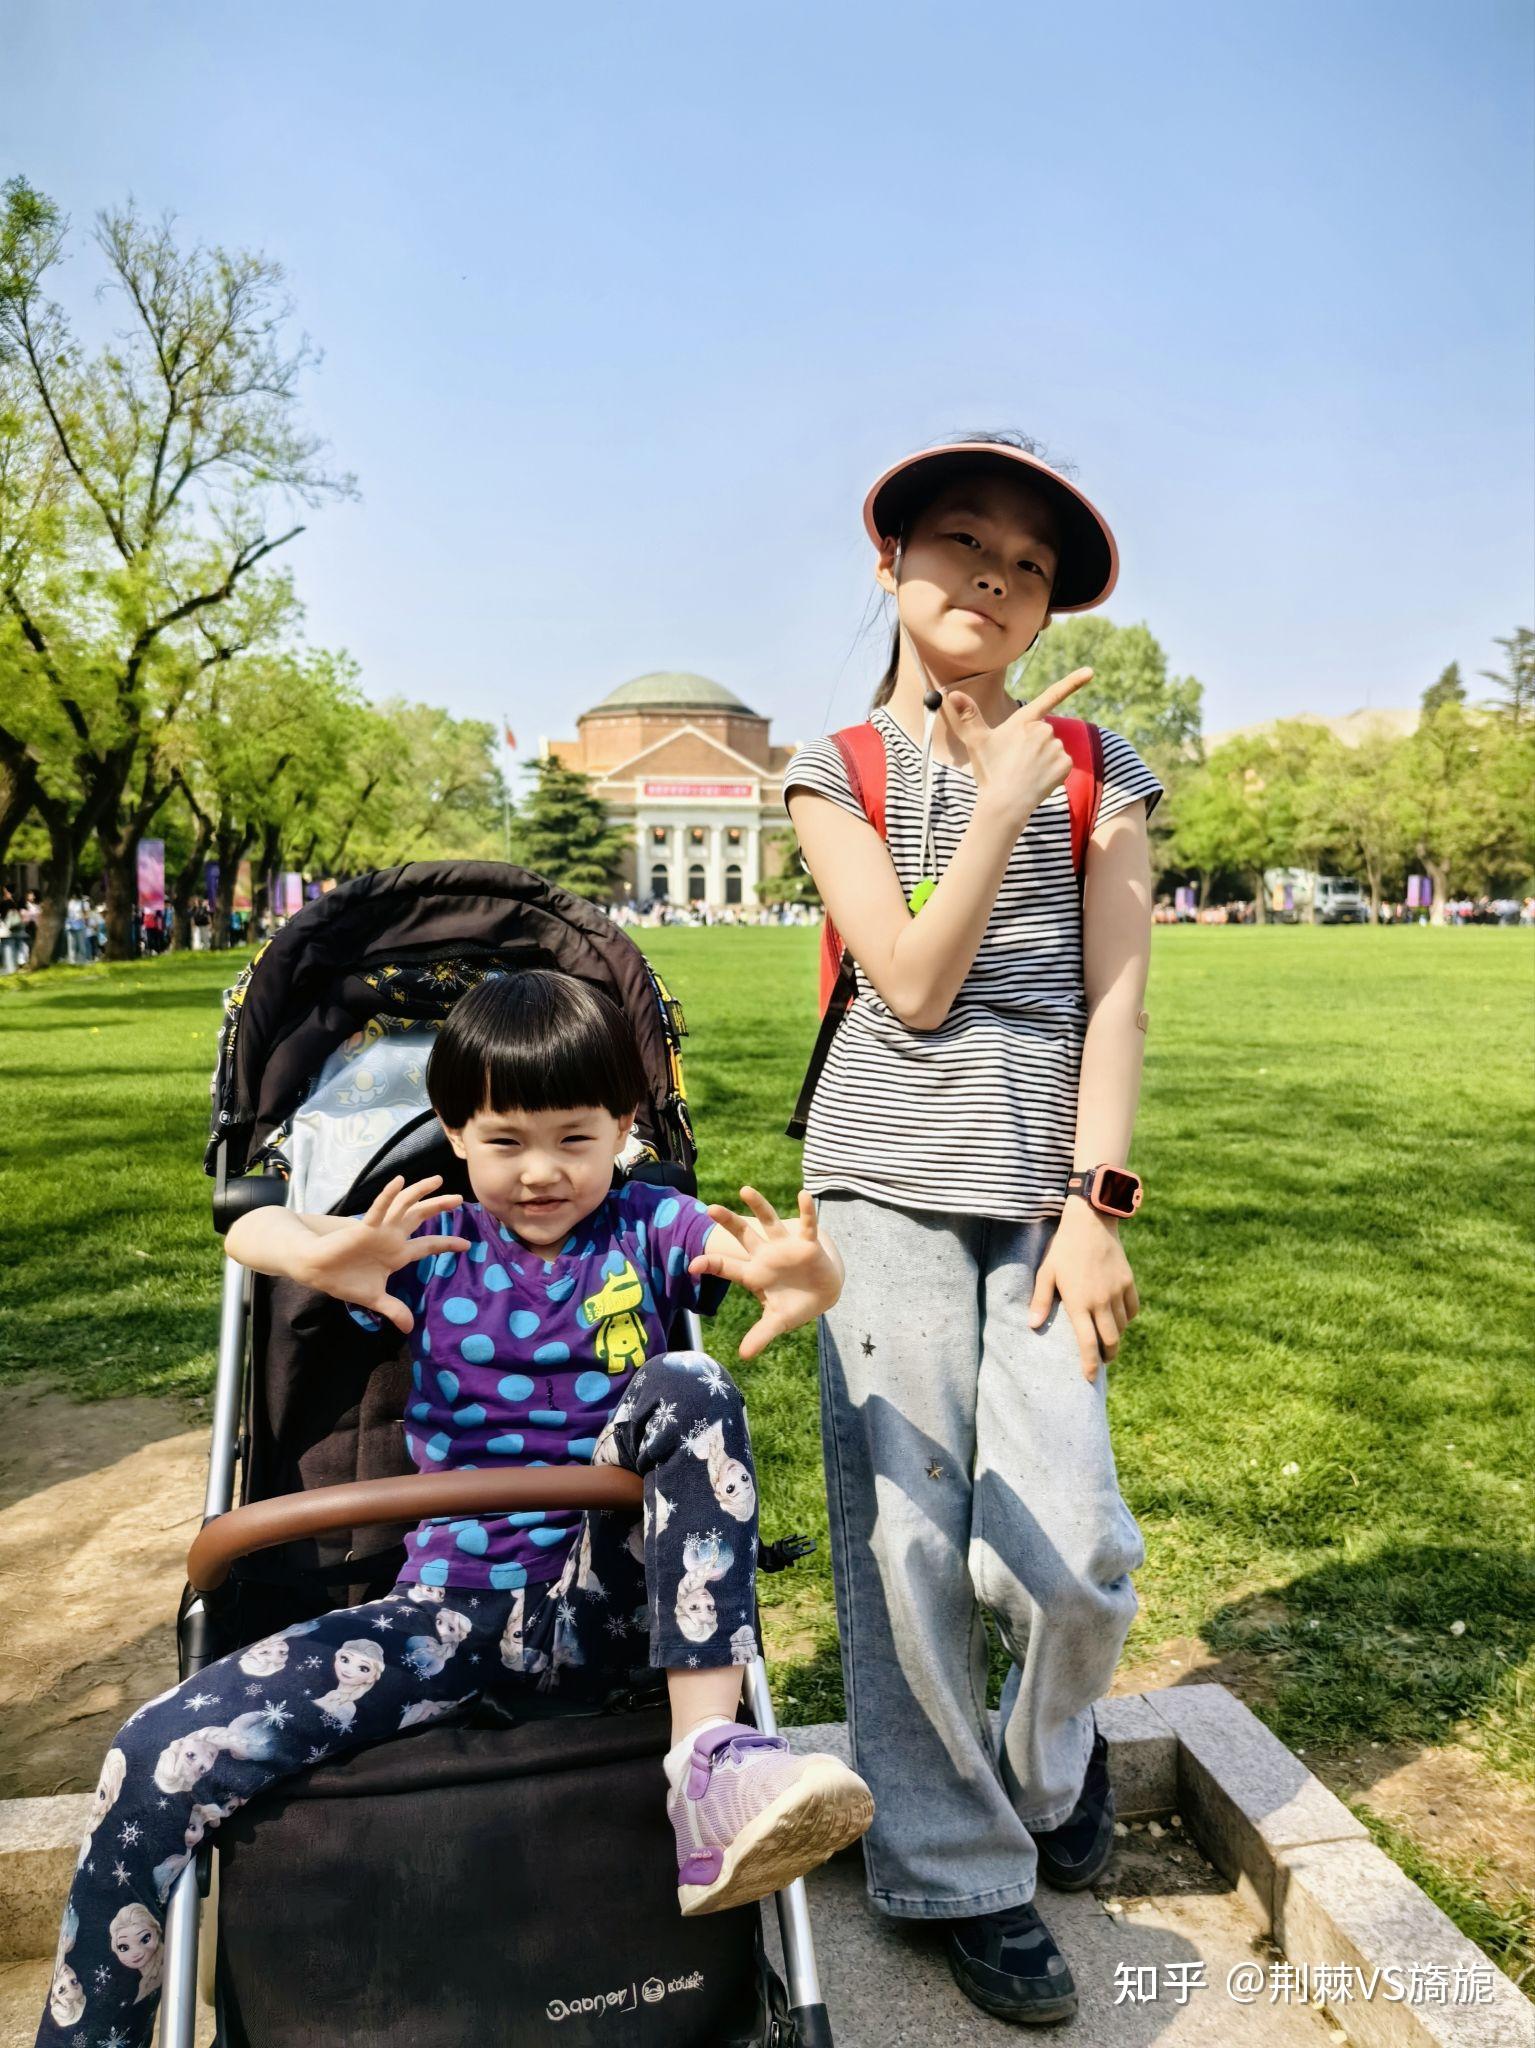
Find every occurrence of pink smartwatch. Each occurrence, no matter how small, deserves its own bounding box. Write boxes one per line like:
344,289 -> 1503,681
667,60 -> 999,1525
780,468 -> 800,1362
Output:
1065,1165 -> 1143,1219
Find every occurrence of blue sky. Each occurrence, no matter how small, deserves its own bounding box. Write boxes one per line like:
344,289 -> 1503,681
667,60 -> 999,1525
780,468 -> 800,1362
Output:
4,0 -> 1532,752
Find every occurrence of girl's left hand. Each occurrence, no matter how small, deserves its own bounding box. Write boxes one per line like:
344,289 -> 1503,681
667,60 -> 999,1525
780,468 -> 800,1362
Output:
1028,1200 -> 1141,1381
690,1187 -> 845,1361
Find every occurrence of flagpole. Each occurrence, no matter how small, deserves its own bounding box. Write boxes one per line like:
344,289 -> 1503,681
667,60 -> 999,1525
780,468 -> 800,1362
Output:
502,712 -> 515,863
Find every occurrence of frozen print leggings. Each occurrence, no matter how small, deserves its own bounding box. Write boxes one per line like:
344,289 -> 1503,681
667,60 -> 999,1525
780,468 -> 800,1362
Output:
37,1350 -> 757,2048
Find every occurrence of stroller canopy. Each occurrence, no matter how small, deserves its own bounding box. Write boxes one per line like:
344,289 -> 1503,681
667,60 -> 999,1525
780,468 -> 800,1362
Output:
206,861 -> 694,1184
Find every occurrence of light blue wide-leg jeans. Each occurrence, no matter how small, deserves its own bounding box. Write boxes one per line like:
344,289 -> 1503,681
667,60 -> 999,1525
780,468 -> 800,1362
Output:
815,1192 -> 1145,1920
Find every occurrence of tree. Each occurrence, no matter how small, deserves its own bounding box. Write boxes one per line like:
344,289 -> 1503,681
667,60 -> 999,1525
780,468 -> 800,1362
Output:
1480,628 -> 1534,730
1167,742 -> 1275,917
756,823 -> 821,906
1392,704 -> 1519,917
1302,734 -> 1410,922
1011,614 -> 1203,788
340,702 -> 505,870
0,178 -> 351,964
510,757 -> 630,901
1421,662 -> 1466,716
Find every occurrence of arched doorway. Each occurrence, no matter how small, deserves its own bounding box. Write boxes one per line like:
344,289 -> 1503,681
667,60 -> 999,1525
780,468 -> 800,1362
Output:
649,865 -> 669,902
725,864 -> 742,906
687,864 -> 706,904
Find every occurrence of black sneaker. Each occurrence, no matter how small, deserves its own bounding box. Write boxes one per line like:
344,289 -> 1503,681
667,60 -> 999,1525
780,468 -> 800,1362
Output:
944,1900 -> 1078,2025
1032,1721 -> 1115,1891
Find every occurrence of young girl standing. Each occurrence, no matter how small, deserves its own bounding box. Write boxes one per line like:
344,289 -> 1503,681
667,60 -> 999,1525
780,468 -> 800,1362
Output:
784,434 -> 1160,2026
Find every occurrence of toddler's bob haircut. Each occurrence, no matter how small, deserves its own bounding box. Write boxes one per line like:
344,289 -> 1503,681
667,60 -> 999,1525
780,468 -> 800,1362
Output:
427,969 -> 648,1129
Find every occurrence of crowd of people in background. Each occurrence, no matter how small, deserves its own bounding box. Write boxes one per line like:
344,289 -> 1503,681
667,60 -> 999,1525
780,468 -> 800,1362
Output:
1152,895 -> 1534,927
6,880 -> 1531,971
0,889 -> 251,969
605,898 -> 822,929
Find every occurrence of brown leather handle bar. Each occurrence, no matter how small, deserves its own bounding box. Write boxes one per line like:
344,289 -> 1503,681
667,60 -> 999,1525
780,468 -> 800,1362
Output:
186,1468 -> 645,1593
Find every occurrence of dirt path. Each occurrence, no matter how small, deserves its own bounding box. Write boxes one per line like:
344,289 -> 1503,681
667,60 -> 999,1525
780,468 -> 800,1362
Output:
0,1382 -> 206,1799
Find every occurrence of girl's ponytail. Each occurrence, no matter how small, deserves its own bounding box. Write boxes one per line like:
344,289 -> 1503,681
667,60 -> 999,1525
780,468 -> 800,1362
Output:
871,615 -> 902,709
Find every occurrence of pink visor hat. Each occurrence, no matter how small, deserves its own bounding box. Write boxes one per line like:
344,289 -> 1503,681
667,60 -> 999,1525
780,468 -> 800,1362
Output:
863,440 -> 1120,613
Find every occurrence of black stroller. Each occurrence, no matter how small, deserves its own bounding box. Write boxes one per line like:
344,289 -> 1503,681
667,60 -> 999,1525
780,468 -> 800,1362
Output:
163,860 -> 835,2047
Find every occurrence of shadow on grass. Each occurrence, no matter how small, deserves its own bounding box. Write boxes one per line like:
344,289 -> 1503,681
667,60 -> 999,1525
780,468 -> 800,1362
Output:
1201,1543 -> 1535,1762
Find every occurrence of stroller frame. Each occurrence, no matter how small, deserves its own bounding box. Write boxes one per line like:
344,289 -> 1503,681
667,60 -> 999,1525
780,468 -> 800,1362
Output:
161,1112 -> 836,2038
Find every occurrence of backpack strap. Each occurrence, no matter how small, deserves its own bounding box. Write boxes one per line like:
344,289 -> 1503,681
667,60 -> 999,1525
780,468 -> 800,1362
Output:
789,724 -> 885,1140
1045,714 -> 1105,876
786,715 -> 1103,1141
815,724 -> 887,1009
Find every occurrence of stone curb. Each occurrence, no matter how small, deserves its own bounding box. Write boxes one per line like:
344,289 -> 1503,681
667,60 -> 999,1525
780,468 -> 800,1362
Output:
0,1793 -> 91,1964
1133,1685 -> 1531,2047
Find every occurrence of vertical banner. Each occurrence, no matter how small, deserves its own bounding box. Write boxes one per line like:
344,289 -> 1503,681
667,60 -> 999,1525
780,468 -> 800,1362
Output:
1407,874 -> 1432,909
204,861 -> 220,904
1174,884 -> 1196,917
137,839 -> 166,912
233,860 -> 254,912
282,872 -> 304,916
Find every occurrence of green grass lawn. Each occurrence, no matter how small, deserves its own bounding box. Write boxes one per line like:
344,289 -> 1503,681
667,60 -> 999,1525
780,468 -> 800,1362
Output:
3,927 -> 1532,1975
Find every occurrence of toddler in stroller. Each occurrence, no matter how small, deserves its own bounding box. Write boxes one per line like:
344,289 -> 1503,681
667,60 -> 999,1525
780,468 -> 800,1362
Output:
36,951 -> 872,2048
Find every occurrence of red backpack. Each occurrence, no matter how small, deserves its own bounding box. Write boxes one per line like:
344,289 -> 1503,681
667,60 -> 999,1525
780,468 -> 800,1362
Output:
786,715 -> 1104,1138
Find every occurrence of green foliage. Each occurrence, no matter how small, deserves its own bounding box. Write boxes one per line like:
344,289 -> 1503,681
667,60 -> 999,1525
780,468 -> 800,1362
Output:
1422,661 -> 1467,715
1009,614 -> 1203,777
510,756 -> 630,900
1480,628 -> 1534,730
755,824 -> 821,906
1167,680 -> 1533,910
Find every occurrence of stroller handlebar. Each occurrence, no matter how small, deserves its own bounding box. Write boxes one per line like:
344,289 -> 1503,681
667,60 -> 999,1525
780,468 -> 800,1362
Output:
186,1467 -> 645,1593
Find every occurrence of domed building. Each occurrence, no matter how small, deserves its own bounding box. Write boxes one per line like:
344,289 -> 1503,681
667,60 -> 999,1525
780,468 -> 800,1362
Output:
543,672 -> 797,908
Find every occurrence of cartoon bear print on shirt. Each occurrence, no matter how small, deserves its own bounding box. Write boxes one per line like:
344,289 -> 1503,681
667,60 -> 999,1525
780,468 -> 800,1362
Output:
403,1604 -> 472,1679
582,1257 -> 649,1375
109,1901 -> 165,2002
313,1638 -> 386,1727
688,1419 -> 756,1523
674,1530 -> 734,1645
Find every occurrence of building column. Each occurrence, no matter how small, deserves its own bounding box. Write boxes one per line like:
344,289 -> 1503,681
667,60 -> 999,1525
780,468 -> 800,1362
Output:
744,823 -> 761,907
707,826 -> 726,907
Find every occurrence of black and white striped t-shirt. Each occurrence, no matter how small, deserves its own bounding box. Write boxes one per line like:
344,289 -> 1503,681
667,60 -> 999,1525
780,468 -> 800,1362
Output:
783,705 -> 1162,1221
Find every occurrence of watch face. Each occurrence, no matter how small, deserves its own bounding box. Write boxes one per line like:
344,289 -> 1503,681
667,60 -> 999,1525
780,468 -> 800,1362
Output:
1096,1168 -> 1141,1215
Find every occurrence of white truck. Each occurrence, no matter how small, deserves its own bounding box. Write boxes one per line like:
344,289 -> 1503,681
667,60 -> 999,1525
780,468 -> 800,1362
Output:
1264,869 -> 1372,923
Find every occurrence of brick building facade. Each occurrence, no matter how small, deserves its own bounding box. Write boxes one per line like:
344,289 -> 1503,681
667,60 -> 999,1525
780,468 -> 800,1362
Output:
544,673 -> 795,908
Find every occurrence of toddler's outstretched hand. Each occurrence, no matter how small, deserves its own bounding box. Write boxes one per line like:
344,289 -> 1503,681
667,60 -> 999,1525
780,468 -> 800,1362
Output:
690,1187 -> 844,1361
303,1173 -> 469,1334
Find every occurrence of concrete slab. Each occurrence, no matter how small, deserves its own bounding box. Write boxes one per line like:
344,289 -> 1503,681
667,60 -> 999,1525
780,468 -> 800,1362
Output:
764,1831 -> 1343,2045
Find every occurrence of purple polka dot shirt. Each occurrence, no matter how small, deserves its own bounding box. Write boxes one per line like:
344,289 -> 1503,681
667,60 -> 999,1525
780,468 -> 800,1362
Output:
348,1178 -> 717,1591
